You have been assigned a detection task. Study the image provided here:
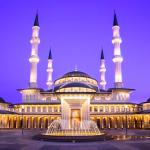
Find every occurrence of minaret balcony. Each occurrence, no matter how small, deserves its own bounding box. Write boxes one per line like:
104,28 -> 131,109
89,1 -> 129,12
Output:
30,37 -> 40,44
29,55 -> 39,63
46,81 -> 53,85
112,55 -> 123,62
99,68 -> 106,72
47,68 -> 53,72
112,36 -> 122,44
100,81 -> 106,85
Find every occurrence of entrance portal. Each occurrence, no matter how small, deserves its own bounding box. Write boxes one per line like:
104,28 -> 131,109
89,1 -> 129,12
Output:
70,109 -> 81,129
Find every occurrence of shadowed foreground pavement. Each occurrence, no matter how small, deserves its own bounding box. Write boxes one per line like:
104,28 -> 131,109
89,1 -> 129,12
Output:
0,129 -> 150,150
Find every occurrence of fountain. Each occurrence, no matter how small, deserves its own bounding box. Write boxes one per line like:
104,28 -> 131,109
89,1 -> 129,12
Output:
32,118 -> 114,142
32,114 -> 114,142
46,119 -> 101,136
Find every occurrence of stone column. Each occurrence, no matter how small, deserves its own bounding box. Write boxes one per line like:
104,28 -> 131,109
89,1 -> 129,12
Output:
36,117 -> 39,129
31,117 -> 33,129
41,116 -> 43,129
9,117 -> 11,128
95,116 -> 97,125
28,116 -> 30,129
48,116 -> 49,127
19,117 -> 22,128
34,116 -> 36,129
37,117 -> 39,129
25,117 -> 29,128
115,116 -> 117,129
133,116 -> 135,128
142,115 -> 144,129
50,116 -> 52,124
16,117 -> 18,128
25,116 -> 27,128
121,116 -> 123,129
43,117 -> 45,129
108,116 -> 110,129
127,116 -> 129,128
102,116 -> 104,129
12,117 -> 14,128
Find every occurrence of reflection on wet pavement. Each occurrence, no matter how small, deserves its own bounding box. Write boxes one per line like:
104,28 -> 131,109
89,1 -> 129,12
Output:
111,135 -> 150,140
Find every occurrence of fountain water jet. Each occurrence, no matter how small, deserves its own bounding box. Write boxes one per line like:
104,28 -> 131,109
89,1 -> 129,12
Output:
46,119 -> 101,136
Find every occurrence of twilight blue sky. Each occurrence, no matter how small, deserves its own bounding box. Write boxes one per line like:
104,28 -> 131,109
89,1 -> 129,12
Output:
0,0 -> 150,104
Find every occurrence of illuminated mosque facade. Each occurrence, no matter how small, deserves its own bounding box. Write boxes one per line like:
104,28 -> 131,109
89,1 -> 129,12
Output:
0,12 -> 150,129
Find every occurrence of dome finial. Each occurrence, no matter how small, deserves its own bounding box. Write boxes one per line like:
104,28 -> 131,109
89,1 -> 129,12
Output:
75,65 -> 77,71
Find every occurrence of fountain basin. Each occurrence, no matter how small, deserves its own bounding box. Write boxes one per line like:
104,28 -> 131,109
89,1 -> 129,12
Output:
32,133 -> 114,142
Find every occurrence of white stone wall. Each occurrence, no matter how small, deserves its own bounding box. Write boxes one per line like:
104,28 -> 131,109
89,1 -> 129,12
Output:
22,90 -> 40,102
143,104 -> 150,110
82,97 -> 90,121
61,98 -> 69,121
112,91 -> 130,102
0,103 -> 9,111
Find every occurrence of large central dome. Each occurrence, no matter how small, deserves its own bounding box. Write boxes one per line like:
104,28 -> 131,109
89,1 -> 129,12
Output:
61,71 -> 91,78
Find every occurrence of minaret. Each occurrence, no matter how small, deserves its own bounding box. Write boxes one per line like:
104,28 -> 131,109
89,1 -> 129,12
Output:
100,48 -> 106,90
46,47 -> 53,90
28,11 -> 40,88
112,10 -> 124,88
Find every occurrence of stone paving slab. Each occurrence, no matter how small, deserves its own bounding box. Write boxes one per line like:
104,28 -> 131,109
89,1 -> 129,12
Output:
0,129 -> 150,150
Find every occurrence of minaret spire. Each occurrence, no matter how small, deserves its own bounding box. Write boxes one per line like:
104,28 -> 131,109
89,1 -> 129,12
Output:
113,9 -> 118,26
48,46 -> 52,60
28,11 -> 40,88
34,9 -> 39,27
101,48 -> 104,59
100,47 -> 106,90
112,10 -> 124,88
46,47 -> 53,90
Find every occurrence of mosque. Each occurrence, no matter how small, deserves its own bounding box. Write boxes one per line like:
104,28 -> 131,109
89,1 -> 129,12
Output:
0,11 -> 150,130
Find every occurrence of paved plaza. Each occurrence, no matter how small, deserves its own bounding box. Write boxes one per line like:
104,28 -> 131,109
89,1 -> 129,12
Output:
0,129 -> 150,150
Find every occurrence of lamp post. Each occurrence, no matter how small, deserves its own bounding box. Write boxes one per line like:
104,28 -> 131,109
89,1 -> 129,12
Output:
22,105 -> 24,135
125,105 -> 127,134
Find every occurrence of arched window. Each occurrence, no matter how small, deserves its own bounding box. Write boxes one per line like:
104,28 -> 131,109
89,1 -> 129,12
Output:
101,97 -> 106,100
124,95 -> 126,100
46,97 -> 51,100
30,95 -> 31,100
116,95 -> 119,100
33,95 -> 35,100
120,95 -> 123,100
26,95 -> 28,100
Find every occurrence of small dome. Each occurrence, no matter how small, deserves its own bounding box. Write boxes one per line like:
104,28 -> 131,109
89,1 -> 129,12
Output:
147,98 -> 150,103
62,71 -> 91,78
0,97 -> 5,103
